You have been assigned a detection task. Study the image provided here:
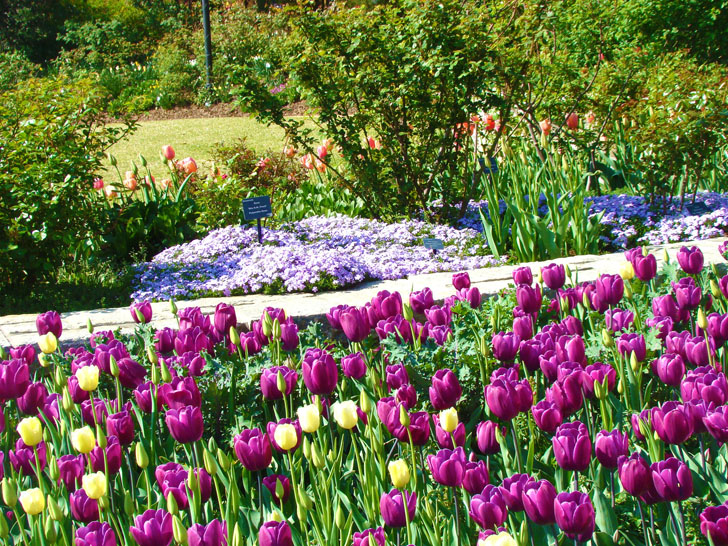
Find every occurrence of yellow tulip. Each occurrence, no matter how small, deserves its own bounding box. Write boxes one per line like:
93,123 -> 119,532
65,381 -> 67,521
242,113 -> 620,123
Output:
482,531 -> 517,546
17,417 -> 42,447
332,401 -> 359,430
82,472 -> 107,500
388,459 -> 410,489
619,261 -> 635,281
439,408 -> 459,433
273,424 -> 298,451
38,353 -> 50,368
76,365 -> 100,392
71,427 -> 96,454
297,404 -> 320,433
38,333 -> 57,354
19,488 -> 45,515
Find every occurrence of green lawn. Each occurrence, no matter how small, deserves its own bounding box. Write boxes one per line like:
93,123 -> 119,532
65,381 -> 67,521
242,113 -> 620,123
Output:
103,116 -> 303,181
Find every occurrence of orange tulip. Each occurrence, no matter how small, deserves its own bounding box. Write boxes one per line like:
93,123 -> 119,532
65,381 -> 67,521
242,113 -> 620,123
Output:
539,119 -> 552,135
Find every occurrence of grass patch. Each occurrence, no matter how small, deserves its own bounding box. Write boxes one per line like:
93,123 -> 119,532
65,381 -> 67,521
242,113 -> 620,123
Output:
103,116 -> 306,181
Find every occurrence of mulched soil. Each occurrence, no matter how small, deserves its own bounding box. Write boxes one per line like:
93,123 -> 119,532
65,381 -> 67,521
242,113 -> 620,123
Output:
117,101 -> 309,123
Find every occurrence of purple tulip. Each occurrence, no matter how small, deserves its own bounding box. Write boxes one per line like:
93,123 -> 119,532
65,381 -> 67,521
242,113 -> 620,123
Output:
522,479 -> 557,525
425,305 -> 451,327
302,348 -> 338,395
554,492 -> 595,542
341,352 -> 367,379
462,460 -> 489,495
155,462 -> 184,489
429,325 -> 452,346
380,489 -> 416,528
652,295 -> 681,323
452,272 -> 471,290
651,457 -> 693,502
512,315 -> 534,341
652,401 -> 694,445
106,408 -> 135,445
352,528 -> 385,546
258,521 -> 293,546
188,520 -> 228,546
512,266 -> 533,285
677,245 -> 704,274
618,452 -> 652,496
9,439 -> 46,476
129,510 -> 173,546
552,421 -> 591,471
165,405 -> 203,444
70,489 -> 99,523
594,429 -> 629,469
456,286 -> 482,308
633,254 -> 657,282
395,384 -> 417,409
90,435 -> 121,474
555,335 -> 586,365
262,475 -> 291,504
382,407 -> 430,445
154,328 -> 176,353
666,330 -> 691,358
267,419 -> 302,453
427,447 -> 466,487
681,366 -> 728,406
260,366 -> 298,400
75,522 -> 117,546
469,485 -> 508,529
130,301 -> 153,324
499,473 -> 534,512
433,415 -> 465,448
546,374 -> 584,417
476,420 -> 504,455
652,353 -> 686,387
326,304 -> 351,330
68,375 -> 90,404
605,308 -> 634,332
386,364 -> 409,391
703,406 -> 728,443
279,319 -> 299,352
700,504 -> 728,546
159,468 -> 192,509
541,263 -> 566,290
36,310 -> 62,338
684,335 -> 715,367
686,399 -> 712,435
233,428 -> 273,472
17,381 -> 48,416
0,358 -> 30,400
708,313 -> 728,347
429,369 -> 462,410
371,290 -> 403,321
57,454 -> 85,491
160,376 -> 202,410
492,332 -> 521,363
485,379 -> 519,421
617,333 -> 647,362
178,306 -> 211,331
519,339 -> 542,372
673,277 -> 702,310
213,303 -> 236,335
595,274 -> 624,306
409,288 -> 434,314
516,284 -> 542,314
531,400 -> 563,433
582,363 -> 617,399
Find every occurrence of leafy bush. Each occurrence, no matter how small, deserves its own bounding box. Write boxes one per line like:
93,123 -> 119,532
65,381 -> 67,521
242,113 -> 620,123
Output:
0,75 -> 133,285
0,50 -> 40,92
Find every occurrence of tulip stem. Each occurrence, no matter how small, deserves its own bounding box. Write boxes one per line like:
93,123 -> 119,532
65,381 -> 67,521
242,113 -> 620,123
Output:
511,422 -> 523,473
402,487 -> 414,546
452,487 -> 462,546
636,501 -> 650,546
677,501 -> 688,545
407,432 -> 418,495
12,507 -> 30,546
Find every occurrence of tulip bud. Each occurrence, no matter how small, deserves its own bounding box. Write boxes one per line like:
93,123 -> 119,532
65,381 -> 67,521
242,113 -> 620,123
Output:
582,291 -> 591,308
151,362 -> 160,385
187,468 -> 199,493
170,298 -> 178,315
276,371 -> 287,394
297,504 -> 307,522
98,495 -> 109,510
207,437 -> 218,452
203,449 -> 217,476
62,388 -> 74,411
262,311 -> 273,337
54,366 -> 66,389
564,264 -> 572,279
47,495 -> 63,521
107,152 -> 117,166
624,281 -> 633,299
712,280 -> 722,299
593,377 -> 604,400
167,491 -> 179,515
135,442 -> 149,469
272,318 -> 281,341
2,478 -> 17,507
312,444 -> 325,469
173,515 -> 188,545
275,478 -> 285,501
490,315 -> 497,332
147,346 -> 158,366
663,248 -> 670,263
617,379 -> 624,394
601,328 -> 614,348
630,352 -> 640,372
269,511 -> 283,523
87,318 -> 94,334
0,346 -> 6,360
96,425 -> 107,449
559,295 -> 569,312
359,390 -> 372,414
0,511 -> 7,540
124,492 -> 135,516
698,308 -> 708,330
217,448 -> 231,471
403,303 -> 414,321
302,437 -> 311,460
480,335 -> 491,358
229,325 -> 240,346
44,515 -> 57,543
138,153 -> 147,167
335,504 -> 346,529
48,456 -> 59,481
109,356 -> 120,379
231,524 -> 244,546
399,405 -> 410,427
161,363 -> 172,383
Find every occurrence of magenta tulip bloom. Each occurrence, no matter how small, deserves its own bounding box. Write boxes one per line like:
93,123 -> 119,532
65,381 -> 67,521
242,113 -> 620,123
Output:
469,485 -> 508,529
462,460 -> 489,495
512,266 -> 533,285
708,313 -> 728,347
17,381 -> 48,416
546,375 -> 584,418
386,363 -> 409,391
9,344 -> 35,367
70,489 -> 100,523
531,400 -> 563,434
165,405 -> 203,444
605,308 -> 634,332
703,406 -> 728,443
409,288 -> 434,314
279,319 -> 299,352
106,408 -> 135,445
302,348 -> 338,395
425,305 -> 452,327
652,353 -> 686,387
652,401 -> 694,445
651,457 -> 693,502
75,522 -> 117,546
380,489 -> 416,528
499,473 -> 534,512
522,479 -> 557,525
352,528 -> 385,546
159,377 -> 202,410
700,504 -> 728,546
677,245 -> 704,275
57,454 -> 85,491
616,333 -> 647,361
36,310 -> 62,338
341,352 -> 367,379
456,286 -> 482,308
452,272 -> 471,290
618,452 -> 652,497
188,520 -> 228,546
234,428 -> 272,471
633,254 -> 657,282
681,366 -> 728,406
433,415 -> 465,448
339,307 -> 370,343
554,492 -> 595,542
485,378 -> 519,421
595,274 -> 624,306
552,421 -> 591,472
673,277 -> 702,310
90,435 -> 121,474
594,429 -> 629,469
395,384 -> 417,409
213,303 -> 237,335
429,368 -> 462,410
492,332 -> 521,362
476,420 -> 504,455
427,447 -> 466,487
10,439 -> 46,476
0,358 -> 30,400
516,284 -> 542,314
541,263 -> 566,290
258,521 -> 293,546
582,363 -> 616,399
370,290 -> 403,321
130,301 -> 153,324
260,366 -> 298,400
130,510 -> 173,546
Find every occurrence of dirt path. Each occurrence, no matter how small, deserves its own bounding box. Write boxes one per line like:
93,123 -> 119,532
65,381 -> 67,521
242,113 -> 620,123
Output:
119,101 -> 309,122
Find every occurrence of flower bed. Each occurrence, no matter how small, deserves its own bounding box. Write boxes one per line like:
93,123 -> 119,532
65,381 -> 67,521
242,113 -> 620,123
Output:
3,245 -> 728,545
132,215 -> 501,301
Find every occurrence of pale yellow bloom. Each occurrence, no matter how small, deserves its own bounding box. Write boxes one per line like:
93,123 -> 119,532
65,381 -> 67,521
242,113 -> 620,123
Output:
439,407 -> 459,433
17,417 -> 42,447
332,401 -> 359,430
76,365 -> 100,392
19,488 -> 45,515
297,404 -> 320,433
71,426 -> 96,454
273,424 -> 298,451
388,459 -> 410,489
82,472 -> 107,500
38,333 -> 57,354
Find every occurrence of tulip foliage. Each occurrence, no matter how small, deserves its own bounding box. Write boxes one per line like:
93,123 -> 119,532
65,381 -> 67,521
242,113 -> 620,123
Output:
3,245 -> 728,545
